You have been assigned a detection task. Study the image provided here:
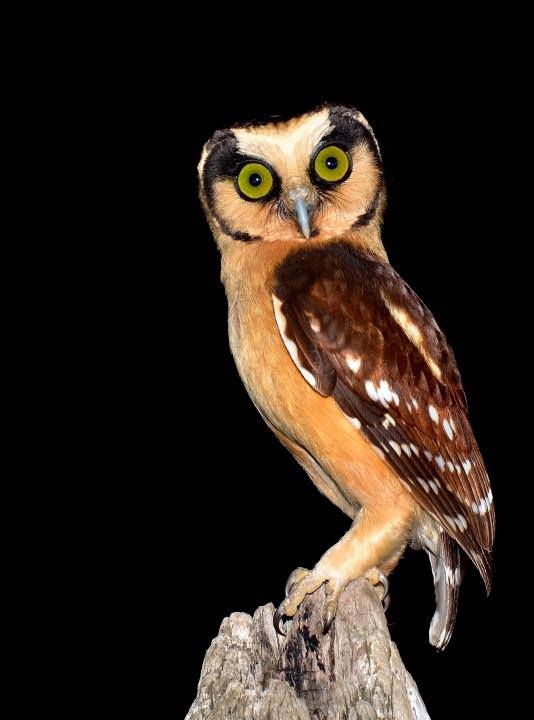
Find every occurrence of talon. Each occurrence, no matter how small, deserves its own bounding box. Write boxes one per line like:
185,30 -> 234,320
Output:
378,571 -> 389,601
285,567 -> 309,597
377,571 -> 390,611
323,602 -> 336,634
274,605 -> 287,636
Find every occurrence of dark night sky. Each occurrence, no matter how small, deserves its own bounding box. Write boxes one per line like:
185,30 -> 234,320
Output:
113,40 -> 527,720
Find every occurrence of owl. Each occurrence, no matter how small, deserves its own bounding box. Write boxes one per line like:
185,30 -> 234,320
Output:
198,105 -> 495,649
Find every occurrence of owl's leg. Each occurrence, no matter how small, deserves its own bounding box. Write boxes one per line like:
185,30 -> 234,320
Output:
274,505 -> 412,635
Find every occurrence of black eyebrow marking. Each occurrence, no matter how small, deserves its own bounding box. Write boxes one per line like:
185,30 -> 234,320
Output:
323,106 -> 382,167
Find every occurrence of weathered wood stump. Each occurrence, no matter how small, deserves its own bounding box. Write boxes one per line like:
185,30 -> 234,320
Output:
186,578 -> 430,720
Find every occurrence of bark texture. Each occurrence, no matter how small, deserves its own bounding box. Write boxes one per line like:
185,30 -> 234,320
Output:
185,578 -> 430,720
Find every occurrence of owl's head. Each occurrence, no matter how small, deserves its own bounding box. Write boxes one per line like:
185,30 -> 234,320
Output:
198,105 -> 385,250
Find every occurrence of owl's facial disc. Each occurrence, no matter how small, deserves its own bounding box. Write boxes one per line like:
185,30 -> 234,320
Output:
200,106 -> 383,244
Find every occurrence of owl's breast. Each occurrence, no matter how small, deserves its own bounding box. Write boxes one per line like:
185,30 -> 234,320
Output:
221,241 -> 413,515
226,281 -> 405,511
227,284 -> 303,437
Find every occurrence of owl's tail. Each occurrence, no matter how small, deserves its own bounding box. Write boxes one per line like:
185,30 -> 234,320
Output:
425,530 -> 467,650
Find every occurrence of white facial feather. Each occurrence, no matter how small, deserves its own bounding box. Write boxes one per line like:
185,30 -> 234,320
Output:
233,110 -> 331,178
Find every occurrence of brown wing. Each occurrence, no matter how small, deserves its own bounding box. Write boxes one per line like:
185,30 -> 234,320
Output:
272,241 -> 495,590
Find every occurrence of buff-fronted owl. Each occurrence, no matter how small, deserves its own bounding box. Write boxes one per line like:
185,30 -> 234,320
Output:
198,104 -> 495,649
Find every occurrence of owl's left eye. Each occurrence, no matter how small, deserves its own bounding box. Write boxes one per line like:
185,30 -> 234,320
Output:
236,162 -> 274,200
312,144 -> 351,184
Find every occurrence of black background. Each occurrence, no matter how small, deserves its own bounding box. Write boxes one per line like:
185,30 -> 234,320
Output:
110,36 -> 529,720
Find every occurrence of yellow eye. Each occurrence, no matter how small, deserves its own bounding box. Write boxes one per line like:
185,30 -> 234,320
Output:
237,162 -> 274,200
313,145 -> 351,183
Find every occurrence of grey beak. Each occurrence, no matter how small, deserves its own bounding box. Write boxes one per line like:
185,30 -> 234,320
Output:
294,198 -> 311,239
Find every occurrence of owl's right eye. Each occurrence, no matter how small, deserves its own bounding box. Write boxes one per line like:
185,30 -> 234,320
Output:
236,162 -> 274,200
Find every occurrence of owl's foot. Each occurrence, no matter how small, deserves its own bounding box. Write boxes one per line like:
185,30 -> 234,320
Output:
274,564 -> 390,636
274,565 -> 328,635
273,506 -> 412,636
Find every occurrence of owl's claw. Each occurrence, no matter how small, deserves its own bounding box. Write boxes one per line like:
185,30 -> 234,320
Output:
273,605 -> 286,636
376,570 -> 390,611
378,570 -> 389,604
274,567 -> 312,635
322,600 -> 336,634
364,567 -> 390,611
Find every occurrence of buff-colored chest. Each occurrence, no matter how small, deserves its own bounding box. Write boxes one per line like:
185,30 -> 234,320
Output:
220,240 -> 414,516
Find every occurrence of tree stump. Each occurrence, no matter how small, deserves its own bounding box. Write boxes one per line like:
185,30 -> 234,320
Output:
185,578 -> 430,720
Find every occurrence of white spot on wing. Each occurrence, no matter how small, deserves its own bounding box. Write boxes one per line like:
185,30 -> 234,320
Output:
310,317 -> 321,333
401,443 -> 411,457
410,443 -> 419,456
381,298 -> 443,380
462,459 -> 472,475
345,415 -> 361,430
447,461 -> 454,473
472,490 -> 493,515
301,368 -> 316,386
383,413 -> 396,429
434,455 -> 446,472
443,513 -> 468,533
443,419 -> 454,440
377,379 -> 392,406
418,477 -> 430,493
345,353 -> 361,373
272,295 -> 316,387
428,405 -> 439,423
429,479 -> 440,494
365,380 -> 378,401
389,441 -> 402,456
